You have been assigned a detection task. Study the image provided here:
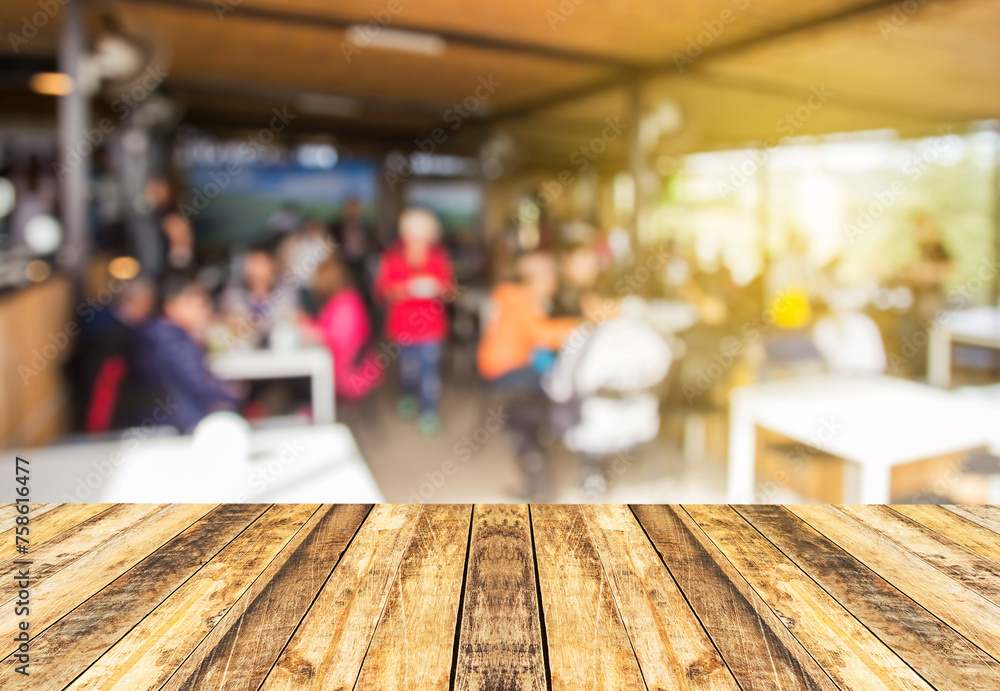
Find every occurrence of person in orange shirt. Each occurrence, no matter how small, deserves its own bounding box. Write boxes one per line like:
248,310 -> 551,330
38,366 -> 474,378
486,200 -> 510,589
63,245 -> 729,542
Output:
477,251 -> 578,499
478,252 -> 578,385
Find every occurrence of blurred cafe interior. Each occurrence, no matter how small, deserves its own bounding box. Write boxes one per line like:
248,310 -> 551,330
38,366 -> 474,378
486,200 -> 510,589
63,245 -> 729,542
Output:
1,0 -> 1000,504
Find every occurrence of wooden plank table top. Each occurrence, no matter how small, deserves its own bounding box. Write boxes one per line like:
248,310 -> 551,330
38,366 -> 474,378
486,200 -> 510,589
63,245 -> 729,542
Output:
3,504 -> 1000,690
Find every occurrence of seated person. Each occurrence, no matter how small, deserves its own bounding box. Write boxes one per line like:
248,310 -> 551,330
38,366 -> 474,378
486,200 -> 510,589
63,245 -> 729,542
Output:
219,245 -> 295,348
552,240 -> 601,318
544,276 -> 672,496
79,277 -> 156,433
300,256 -> 384,400
134,275 -> 240,433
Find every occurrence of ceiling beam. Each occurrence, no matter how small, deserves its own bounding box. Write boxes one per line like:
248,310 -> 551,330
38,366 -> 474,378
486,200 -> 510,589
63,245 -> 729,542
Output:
100,0 -> 644,70
491,0 -> 950,121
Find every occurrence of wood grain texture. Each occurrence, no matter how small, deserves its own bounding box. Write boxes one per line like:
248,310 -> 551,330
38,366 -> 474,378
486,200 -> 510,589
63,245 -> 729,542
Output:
739,505 -> 1000,690
632,505 -> 838,691
0,503 -> 165,603
580,504 -> 739,690
0,502 -> 84,563
789,504 -> 1000,659
684,504 -> 930,691
354,504 -> 472,690
0,504 -> 266,691
454,504 -> 547,691
161,503 -> 371,691
942,505 -> 1000,535
891,504 -> 1000,565
68,504 -> 317,691
532,504 -> 645,691
0,503 -> 215,660
840,505 -> 1000,608
260,503 -> 422,691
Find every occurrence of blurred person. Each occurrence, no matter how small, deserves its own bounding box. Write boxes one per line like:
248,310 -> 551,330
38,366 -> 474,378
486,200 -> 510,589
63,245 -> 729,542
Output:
544,276 -> 672,497
220,245 -> 295,348
134,274 -> 240,433
477,251 -> 579,499
9,156 -> 57,249
72,277 -> 156,433
144,176 -> 195,275
333,197 -> 378,310
553,241 -> 601,317
300,256 -> 384,400
374,208 -> 454,435
277,216 -> 333,315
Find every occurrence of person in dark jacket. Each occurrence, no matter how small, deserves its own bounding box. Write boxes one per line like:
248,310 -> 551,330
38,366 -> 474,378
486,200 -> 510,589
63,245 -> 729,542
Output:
134,275 -> 240,433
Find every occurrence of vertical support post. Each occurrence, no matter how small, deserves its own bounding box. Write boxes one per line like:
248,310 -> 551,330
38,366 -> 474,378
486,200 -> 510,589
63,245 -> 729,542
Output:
57,0 -> 89,273
627,80 -> 643,245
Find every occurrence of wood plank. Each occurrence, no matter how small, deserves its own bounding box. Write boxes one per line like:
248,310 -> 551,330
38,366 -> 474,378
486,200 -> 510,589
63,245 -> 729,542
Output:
632,505 -> 838,691
0,502 -> 58,531
453,504 -> 547,691
0,503 -> 216,660
685,504 -> 930,691
0,504 -> 268,691
739,505 -> 1000,690
789,504 -> 1000,659
161,503 -> 371,691
260,504 -> 422,691
354,504 -> 472,690
840,505 -> 1000,608
0,503 -> 114,564
891,504 -> 1000,566
532,504 -> 644,690
0,503 -> 166,602
943,505 -> 1000,535
580,504 -> 739,690
67,504 -> 316,691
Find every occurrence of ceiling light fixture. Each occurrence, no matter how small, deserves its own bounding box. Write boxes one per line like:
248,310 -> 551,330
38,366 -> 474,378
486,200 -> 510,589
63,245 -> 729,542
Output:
347,26 -> 445,56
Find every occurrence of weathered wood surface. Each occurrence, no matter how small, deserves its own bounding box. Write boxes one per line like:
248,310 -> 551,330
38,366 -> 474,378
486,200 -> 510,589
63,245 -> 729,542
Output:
2,503 -> 999,690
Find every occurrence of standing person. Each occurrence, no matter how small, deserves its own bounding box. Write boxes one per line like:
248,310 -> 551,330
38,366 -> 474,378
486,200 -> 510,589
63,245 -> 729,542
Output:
477,251 -> 579,499
333,197 -> 378,312
375,208 -> 454,436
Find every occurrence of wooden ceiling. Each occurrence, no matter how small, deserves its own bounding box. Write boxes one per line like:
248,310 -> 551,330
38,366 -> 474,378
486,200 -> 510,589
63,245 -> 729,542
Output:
1,0 -> 998,167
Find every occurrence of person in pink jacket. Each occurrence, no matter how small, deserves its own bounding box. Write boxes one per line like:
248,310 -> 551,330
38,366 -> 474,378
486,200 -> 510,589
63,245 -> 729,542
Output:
302,257 -> 384,400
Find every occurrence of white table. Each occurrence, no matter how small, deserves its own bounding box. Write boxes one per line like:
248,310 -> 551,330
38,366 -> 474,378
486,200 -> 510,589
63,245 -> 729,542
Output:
928,307 -> 1000,388
3,423 -> 382,503
727,375 -> 994,503
208,346 -> 335,424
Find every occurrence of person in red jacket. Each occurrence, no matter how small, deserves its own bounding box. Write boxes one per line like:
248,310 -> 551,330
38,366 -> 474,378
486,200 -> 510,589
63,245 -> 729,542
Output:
375,208 -> 454,435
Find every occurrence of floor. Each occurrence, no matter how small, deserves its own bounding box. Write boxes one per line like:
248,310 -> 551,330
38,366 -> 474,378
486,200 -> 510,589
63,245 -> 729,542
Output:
5,503 -> 1000,689
340,372 -> 745,504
